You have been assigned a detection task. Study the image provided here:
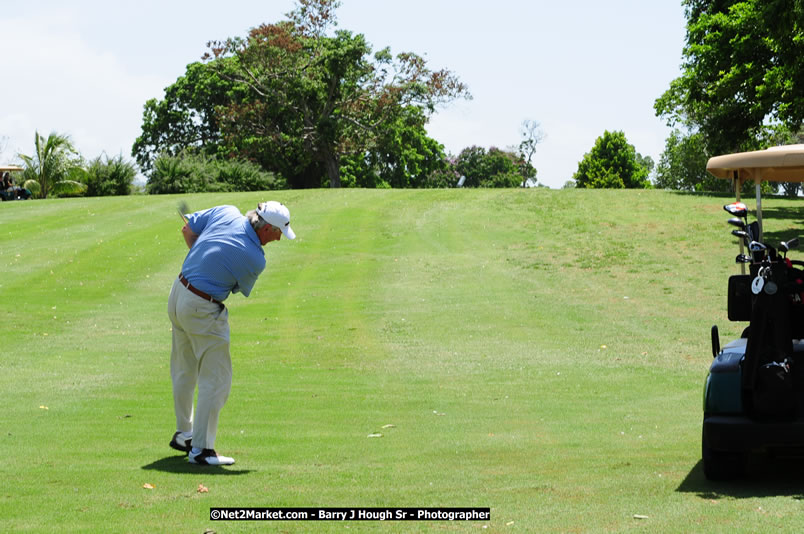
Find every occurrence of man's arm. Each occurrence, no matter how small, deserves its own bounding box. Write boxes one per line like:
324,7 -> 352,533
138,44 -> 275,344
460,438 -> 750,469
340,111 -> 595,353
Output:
182,223 -> 199,249
234,265 -> 263,297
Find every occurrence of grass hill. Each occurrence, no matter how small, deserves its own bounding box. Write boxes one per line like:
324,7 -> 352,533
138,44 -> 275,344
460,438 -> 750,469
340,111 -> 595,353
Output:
2,189 -> 804,532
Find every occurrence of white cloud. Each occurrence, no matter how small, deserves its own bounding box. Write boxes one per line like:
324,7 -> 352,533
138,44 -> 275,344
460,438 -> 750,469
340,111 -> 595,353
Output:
0,9 -> 164,166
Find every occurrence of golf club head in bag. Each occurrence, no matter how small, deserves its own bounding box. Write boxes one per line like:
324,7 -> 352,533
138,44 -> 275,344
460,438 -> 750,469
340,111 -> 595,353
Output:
732,229 -> 750,245
781,237 -> 800,257
749,240 -> 771,262
724,201 -> 748,219
749,241 -> 767,253
727,217 -> 746,230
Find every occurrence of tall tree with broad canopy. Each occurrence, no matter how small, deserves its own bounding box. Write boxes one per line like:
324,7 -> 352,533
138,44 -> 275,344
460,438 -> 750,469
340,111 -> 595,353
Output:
573,130 -> 652,189
132,59 -> 250,175
204,0 -> 470,188
655,0 -> 804,154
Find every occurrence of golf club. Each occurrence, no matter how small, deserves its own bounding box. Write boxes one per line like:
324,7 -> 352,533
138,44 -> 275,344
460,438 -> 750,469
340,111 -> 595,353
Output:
746,221 -> 759,242
724,201 -> 748,219
781,237 -> 800,258
747,240 -> 768,264
727,217 -> 746,230
732,229 -> 750,245
749,241 -> 767,253
177,201 -> 190,224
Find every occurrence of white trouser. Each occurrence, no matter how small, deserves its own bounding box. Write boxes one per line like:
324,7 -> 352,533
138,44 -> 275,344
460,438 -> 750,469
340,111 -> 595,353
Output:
168,277 -> 231,450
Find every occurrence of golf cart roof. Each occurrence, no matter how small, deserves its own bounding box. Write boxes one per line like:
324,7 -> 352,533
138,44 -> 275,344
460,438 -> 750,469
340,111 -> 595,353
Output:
0,165 -> 23,172
707,144 -> 804,183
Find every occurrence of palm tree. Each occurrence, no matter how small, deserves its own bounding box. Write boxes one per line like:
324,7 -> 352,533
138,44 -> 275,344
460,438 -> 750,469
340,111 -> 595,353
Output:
18,131 -> 86,199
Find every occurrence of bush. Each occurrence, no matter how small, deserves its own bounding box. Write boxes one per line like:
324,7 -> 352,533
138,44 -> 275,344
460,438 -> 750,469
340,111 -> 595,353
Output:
85,154 -> 137,196
147,152 -> 282,194
23,179 -> 41,198
486,171 -> 523,188
422,168 -> 460,188
217,158 -> 286,191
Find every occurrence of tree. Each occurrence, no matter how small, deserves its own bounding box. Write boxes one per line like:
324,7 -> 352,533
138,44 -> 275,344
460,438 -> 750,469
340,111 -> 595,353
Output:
454,146 -> 535,188
512,119 -> 543,187
635,152 -> 655,181
655,0 -> 804,154
132,59 -> 251,175
18,131 -> 86,199
204,0 -> 470,188
518,119 -> 544,167
758,124 -> 804,196
573,130 -> 651,189
340,106 -> 450,188
654,129 -> 721,191
654,123 -> 803,193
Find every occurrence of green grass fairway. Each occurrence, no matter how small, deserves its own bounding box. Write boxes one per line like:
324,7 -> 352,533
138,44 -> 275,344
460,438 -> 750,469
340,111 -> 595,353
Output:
4,189 -> 804,532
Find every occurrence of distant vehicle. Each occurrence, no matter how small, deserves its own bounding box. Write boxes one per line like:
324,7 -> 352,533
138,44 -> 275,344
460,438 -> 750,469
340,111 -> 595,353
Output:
703,144 -> 804,480
1,165 -> 31,200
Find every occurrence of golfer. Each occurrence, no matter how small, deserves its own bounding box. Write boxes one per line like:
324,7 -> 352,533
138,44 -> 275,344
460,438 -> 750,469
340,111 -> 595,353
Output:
168,201 -> 295,465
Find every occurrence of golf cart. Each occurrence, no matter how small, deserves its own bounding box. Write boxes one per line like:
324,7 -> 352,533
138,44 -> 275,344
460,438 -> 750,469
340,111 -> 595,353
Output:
1,165 -> 31,201
703,144 -> 804,480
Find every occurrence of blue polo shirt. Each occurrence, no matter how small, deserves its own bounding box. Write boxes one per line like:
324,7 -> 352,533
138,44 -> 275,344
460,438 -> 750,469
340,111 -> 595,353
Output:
180,205 -> 266,301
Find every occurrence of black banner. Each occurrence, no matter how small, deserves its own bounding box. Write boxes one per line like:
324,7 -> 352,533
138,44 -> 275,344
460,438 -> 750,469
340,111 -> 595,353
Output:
209,507 -> 490,521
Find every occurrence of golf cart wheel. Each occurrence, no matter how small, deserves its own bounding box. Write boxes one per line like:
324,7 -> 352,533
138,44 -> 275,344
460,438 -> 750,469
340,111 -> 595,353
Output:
702,426 -> 745,480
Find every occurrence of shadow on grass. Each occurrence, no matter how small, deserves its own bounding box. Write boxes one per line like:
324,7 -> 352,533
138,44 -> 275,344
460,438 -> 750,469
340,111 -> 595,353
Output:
666,190 -> 736,199
756,206 -> 804,247
665,190 -> 802,202
677,458 -> 804,499
142,455 -> 253,476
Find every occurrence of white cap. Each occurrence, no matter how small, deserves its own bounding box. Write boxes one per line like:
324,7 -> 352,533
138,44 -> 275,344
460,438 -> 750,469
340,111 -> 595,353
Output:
257,201 -> 296,240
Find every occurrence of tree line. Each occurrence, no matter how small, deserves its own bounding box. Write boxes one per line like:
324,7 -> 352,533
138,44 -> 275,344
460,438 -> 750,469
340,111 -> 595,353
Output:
132,0 -> 539,193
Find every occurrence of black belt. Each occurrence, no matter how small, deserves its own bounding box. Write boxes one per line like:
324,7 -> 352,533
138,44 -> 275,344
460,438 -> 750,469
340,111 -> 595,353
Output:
179,274 -> 224,307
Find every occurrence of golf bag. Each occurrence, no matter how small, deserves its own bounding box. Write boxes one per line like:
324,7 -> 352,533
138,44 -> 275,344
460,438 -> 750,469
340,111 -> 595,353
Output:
742,264 -> 798,419
727,275 -> 753,322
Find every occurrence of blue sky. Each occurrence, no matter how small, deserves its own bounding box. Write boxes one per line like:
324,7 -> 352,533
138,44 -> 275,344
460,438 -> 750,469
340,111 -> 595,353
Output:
0,0 -> 687,188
